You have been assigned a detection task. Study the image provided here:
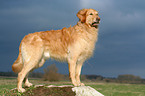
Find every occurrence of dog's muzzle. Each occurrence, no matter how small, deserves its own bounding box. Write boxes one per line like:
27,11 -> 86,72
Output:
91,17 -> 100,28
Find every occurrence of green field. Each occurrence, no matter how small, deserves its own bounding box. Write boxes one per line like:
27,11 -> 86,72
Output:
0,77 -> 145,96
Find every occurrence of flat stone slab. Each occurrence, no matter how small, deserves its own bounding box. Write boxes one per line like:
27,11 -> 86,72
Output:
72,86 -> 104,96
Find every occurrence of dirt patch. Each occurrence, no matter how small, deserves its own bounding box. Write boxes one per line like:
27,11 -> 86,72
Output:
9,86 -> 76,96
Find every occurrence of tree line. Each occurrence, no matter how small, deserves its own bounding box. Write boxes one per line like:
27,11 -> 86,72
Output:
1,64 -> 145,84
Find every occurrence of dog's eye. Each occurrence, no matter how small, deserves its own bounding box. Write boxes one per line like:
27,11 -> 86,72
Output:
90,13 -> 93,15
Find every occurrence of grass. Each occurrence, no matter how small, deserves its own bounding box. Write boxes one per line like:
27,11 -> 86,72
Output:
89,83 -> 145,96
0,77 -> 145,96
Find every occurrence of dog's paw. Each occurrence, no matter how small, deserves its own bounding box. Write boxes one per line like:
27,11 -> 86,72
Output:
73,83 -> 78,86
73,82 -> 85,86
25,82 -> 33,87
72,80 -> 79,86
80,83 -> 85,86
79,83 -> 85,86
18,88 -> 26,93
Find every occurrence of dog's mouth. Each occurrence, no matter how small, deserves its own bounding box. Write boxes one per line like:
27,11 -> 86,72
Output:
91,21 -> 100,28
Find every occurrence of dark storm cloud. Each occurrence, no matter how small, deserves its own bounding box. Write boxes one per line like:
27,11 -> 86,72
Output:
0,0 -> 81,72
0,0 -> 145,78
79,0 -> 145,77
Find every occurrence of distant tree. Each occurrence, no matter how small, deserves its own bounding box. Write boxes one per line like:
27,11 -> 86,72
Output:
118,74 -> 141,81
0,71 -> 17,77
85,75 -> 104,81
29,72 -> 43,78
117,74 -> 142,83
43,64 -> 63,81
80,75 -> 87,81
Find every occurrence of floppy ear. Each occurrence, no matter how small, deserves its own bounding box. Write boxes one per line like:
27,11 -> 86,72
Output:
77,9 -> 88,23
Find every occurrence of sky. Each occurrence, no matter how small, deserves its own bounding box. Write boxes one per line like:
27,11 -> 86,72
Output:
0,0 -> 145,78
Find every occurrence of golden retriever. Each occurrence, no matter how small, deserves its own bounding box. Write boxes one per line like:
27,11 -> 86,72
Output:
12,8 -> 100,92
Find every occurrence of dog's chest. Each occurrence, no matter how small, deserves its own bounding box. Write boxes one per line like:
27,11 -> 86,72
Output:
78,36 -> 97,60
83,40 -> 95,55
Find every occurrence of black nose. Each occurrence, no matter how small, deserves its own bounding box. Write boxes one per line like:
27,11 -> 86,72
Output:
96,17 -> 100,23
97,17 -> 100,21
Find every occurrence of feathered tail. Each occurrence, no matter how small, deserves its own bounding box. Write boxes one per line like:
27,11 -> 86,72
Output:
12,44 -> 23,73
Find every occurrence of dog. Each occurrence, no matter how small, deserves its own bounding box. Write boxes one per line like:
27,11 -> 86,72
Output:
12,8 -> 100,92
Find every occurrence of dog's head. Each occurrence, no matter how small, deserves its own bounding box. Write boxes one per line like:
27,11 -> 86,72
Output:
77,9 -> 100,28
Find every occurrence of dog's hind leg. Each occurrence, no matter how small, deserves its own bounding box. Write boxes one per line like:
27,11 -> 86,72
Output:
23,73 -> 33,87
17,42 -> 44,92
18,57 -> 44,92
23,59 -> 45,88
17,60 -> 36,92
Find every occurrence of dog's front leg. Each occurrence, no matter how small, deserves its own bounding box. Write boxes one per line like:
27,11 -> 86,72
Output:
76,61 -> 85,86
68,57 -> 78,86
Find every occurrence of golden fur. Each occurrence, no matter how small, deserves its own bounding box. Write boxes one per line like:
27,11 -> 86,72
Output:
12,8 -> 100,92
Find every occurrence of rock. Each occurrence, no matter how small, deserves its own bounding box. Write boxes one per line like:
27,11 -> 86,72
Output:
72,86 -> 104,96
10,85 -> 104,96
